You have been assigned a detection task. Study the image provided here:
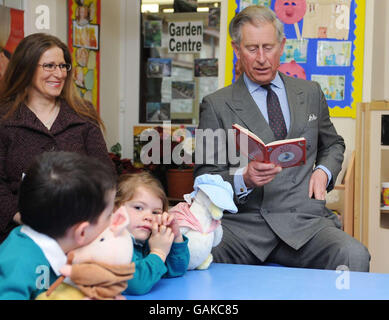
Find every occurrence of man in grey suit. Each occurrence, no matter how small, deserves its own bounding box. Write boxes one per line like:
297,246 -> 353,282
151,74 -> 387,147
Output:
194,5 -> 370,271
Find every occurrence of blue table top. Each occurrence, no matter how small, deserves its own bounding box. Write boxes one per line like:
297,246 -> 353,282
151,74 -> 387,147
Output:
125,263 -> 389,300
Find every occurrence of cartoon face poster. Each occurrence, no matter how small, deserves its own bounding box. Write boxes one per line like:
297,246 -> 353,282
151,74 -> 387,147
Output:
279,60 -> 306,79
274,0 -> 307,24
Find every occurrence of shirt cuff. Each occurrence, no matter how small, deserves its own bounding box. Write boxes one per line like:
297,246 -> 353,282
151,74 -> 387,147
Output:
315,165 -> 332,188
234,167 -> 253,198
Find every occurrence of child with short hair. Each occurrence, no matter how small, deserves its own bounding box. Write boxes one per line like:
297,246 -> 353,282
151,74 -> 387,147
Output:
0,151 -> 117,299
115,171 -> 189,295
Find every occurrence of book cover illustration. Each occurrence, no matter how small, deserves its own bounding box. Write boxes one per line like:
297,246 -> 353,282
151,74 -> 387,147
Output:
232,123 -> 306,168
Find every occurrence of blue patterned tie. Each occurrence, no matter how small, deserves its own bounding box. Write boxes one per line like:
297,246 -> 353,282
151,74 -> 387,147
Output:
262,84 -> 287,140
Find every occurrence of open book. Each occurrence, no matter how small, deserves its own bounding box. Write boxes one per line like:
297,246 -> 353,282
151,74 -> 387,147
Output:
232,123 -> 306,168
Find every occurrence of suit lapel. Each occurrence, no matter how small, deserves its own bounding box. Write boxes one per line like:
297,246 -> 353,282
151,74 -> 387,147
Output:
280,73 -> 308,139
228,76 -> 275,144
227,73 -> 308,142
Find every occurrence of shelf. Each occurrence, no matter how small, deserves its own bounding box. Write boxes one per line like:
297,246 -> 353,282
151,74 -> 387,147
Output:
168,197 -> 184,202
168,197 -> 184,207
381,206 -> 389,213
357,101 -> 389,272
364,101 -> 389,111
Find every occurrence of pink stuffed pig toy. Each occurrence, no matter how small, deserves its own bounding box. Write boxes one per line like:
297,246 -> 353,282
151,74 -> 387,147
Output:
42,206 -> 135,300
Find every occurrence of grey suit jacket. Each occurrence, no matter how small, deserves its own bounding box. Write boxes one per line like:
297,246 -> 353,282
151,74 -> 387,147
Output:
194,72 -> 345,261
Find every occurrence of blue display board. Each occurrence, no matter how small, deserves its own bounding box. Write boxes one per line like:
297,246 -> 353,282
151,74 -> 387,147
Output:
226,0 -> 365,118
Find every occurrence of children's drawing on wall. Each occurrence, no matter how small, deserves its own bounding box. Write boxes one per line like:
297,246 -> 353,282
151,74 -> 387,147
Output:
230,0 -> 360,117
69,0 -> 100,111
74,66 -> 85,88
75,0 -> 97,26
75,47 -> 89,67
84,69 -> 95,91
0,6 -> 24,82
87,50 -> 96,69
316,41 -> 351,66
311,74 -> 345,101
280,39 -> 308,63
302,0 -> 351,40
73,23 -> 99,50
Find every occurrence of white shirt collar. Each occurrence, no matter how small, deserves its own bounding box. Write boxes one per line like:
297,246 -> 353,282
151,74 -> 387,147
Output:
21,225 -> 67,277
243,72 -> 284,94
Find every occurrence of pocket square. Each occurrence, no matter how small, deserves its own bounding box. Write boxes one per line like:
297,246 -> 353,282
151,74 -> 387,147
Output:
308,114 -> 317,122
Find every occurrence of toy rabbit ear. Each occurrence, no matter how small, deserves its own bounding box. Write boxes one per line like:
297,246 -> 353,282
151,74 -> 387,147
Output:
183,193 -> 192,204
110,206 -> 130,236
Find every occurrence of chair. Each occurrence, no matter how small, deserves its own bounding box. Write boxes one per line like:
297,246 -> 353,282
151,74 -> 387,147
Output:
332,150 -> 355,237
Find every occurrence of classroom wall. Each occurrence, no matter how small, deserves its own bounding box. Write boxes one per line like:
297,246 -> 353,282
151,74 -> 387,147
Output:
24,0 -> 64,40
369,0 -> 389,101
21,0 -> 387,165
99,0 -> 121,149
0,0 -> 22,10
116,0 -> 373,166
118,0 -> 141,161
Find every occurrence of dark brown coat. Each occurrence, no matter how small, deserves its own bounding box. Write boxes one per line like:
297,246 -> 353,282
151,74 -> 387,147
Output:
0,100 -> 115,242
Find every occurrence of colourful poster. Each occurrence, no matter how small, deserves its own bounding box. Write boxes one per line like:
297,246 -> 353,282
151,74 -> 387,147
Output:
302,0 -> 351,40
133,125 -> 196,168
0,6 -> 24,81
226,0 -> 365,118
68,0 -> 101,112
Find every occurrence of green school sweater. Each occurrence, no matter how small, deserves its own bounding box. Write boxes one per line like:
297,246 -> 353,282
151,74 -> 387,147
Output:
123,235 -> 189,295
0,227 -> 58,300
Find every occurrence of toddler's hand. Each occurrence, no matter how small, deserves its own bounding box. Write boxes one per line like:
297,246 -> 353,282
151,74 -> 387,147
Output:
154,212 -> 183,243
148,222 -> 174,262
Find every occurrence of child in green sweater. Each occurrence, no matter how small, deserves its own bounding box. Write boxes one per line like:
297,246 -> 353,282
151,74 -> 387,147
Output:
0,151 -> 117,299
115,171 -> 189,295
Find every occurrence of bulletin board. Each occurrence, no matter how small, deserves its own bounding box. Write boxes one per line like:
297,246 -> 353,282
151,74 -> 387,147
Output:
225,0 -> 365,118
139,3 -> 221,125
68,0 -> 101,112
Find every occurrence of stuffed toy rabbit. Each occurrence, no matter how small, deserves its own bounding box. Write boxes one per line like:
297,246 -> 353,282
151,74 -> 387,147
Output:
170,174 -> 237,270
